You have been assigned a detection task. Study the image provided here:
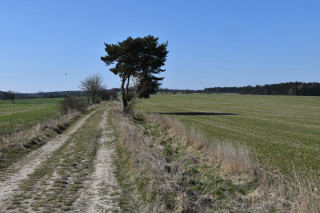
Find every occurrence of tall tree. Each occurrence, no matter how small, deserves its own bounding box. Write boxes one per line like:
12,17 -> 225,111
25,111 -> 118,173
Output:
5,91 -> 16,103
79,74 -> 104,104
101,35 -> 168,111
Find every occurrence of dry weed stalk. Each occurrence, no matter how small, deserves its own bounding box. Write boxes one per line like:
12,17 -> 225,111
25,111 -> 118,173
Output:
115,108 -> 320,212
0,104 -> 98,151
114,106 -> 207,212
0,111 -> 79,146
142,113 -> 254,175
151,114 -> 320,212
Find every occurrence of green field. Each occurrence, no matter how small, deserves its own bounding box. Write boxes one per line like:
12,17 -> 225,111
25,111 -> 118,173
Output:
136,94 -> 320,175
0,98 -> 62,135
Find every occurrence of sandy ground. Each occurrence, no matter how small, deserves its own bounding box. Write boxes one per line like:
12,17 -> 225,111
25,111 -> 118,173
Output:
74,109 -> 120,212
0,107 -> 120,212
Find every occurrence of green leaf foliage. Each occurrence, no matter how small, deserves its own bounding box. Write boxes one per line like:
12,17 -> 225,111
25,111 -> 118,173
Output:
101,35 -> 168,109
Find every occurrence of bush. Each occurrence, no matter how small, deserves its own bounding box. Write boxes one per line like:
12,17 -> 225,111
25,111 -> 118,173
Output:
99,89 -> 112,101
94,97 -> 102,104
111,90 -> 118,101
60,97 -> 88,114
98,89 -> 118,101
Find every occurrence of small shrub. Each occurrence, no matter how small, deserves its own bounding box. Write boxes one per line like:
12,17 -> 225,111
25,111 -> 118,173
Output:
94,97 -> 102,104
60,97 -> 88,114
99,89 -> 112,101
98,89 -> 118,101
110,90 -> 119,101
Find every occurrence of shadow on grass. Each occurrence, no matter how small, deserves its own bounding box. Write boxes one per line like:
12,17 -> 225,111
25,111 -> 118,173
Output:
156,112 -> 238,116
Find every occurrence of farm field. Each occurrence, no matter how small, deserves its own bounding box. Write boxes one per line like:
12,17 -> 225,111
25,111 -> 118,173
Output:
136,94 -> 320,175
0,98 -> 62,136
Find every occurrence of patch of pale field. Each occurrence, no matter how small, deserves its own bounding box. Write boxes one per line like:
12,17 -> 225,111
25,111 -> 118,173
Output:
0,105 -> 49,115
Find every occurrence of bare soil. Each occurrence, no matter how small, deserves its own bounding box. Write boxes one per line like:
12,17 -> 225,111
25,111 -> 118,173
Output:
0,106 -> 120,212
74,110 -> 120,212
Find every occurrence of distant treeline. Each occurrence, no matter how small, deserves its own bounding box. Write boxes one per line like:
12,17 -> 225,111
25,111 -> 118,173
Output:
159,88 -> 204,94
0,91 -> 83,100
2,82 -> 319,99
160,82 -> 320,96
0,89 -> 121,100
204,82 -> 320,96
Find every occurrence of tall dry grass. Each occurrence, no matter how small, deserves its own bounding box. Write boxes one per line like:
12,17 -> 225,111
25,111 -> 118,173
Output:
114,107 -> 320,212
0,104 -> 100,170
143,113 -> 254,175
0,103 -> 99,145
114,106 -> 209,212
0,111 -> 78,146
146,113 -> 320,212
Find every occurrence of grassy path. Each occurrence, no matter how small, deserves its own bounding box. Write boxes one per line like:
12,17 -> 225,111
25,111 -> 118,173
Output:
0,105 -> 120,212
74,109 -> 120,212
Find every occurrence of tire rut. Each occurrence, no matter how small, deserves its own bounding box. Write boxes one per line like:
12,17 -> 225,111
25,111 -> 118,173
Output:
74,109 -> 120,213
0,109 -> 97,207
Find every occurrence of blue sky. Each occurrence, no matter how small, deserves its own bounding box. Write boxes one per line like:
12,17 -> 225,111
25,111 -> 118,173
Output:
0,0 -> 319,92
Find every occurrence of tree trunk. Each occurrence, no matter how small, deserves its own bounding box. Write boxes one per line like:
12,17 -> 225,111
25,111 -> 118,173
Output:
92,91 -> 96,104
121,77 -> 127,109
126,76 -> 130,94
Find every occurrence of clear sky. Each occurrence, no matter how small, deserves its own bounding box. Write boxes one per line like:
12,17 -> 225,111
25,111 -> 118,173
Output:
0,0 -> 319,92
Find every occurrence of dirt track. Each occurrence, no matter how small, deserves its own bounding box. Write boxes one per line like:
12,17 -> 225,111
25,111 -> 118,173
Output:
0,106 -> 120,212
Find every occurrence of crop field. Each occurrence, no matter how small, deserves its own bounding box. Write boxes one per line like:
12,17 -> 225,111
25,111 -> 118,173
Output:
136,94 -> 320,176
0,98 -> 62,135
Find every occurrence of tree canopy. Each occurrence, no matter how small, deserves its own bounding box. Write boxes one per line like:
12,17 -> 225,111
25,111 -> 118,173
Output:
79,74 -> 104,104
4,91 -> 16,103
204,82 -> 320,96
101,35 -> 168,111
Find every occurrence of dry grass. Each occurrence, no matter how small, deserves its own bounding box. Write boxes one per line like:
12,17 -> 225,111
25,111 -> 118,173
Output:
246,167 -> 320,213
113,106 -> 320,212
3,106 -> 105,212
113,105 -> 196,212
0,104 -> 99,169
0,104 -> 99,145
0,111 -> 78,146
143,112 -> 254,175
149,114 -> 320,213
